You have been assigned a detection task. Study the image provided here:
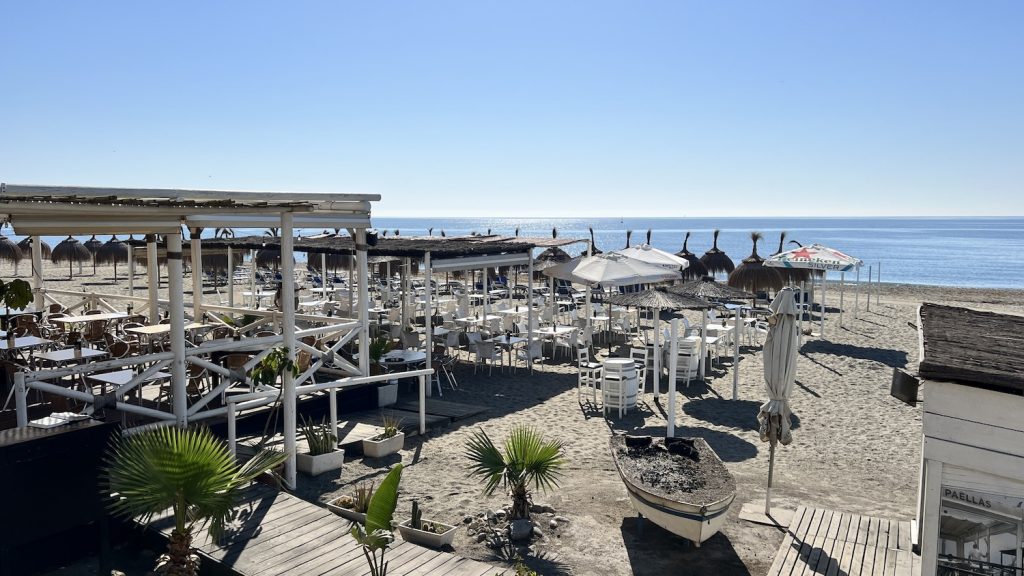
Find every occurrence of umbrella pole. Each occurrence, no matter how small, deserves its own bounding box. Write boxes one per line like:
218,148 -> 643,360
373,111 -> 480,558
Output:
732,307 -> 741,400
699,311 -> 707,380
652,306 -> 660,398
667,318 -> 678,436
798,281 -> 805,348
820,272 -> 826,336
855,267 -> 860,319
839,272 -> 845,328
765,437 -> 777,516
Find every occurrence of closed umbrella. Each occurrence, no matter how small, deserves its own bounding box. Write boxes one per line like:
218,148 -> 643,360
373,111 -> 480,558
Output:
675,232 -> 708,280
700,229 -> 735,276
758,287 -> 799,516
96,236 -> 129,281
728,232 -> 784,295
51,236 -> 91,280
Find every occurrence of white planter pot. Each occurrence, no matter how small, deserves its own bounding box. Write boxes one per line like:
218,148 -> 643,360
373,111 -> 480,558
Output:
296,448 -> 345,477
362,431 -> 405,458
326,497 -> 366,524
377,382 -> 399,406
398,519 -> 458,548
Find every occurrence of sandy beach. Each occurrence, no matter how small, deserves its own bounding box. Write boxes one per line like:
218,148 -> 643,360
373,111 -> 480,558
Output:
14,262 -> 1023,575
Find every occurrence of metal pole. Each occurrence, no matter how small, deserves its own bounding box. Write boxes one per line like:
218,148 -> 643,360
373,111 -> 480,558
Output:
866,265 -> 872,313
798,281 -> 804,349
732,307 -> 741,400
699,310 -> 707,380
418,374 -> 426,434
667,318 -> 678,436
328,388 -> 338,451
855,266 -> 860,319
15,372 -> 27,428
227,246 -> 234,308
190,229 -> 203,319
147,235 -> 159,323
280,212 -> 298,489
527,258 -> 534,371
652,306 -> 660,398
765,439 -> 776,515
31,236 -> 44,310
876,261 -> 881,307
227,405 -> 236,456
820,272 -> 826,336
128,246 -> 135,296
424,252 -> 432,395
250,249 -> 257,309
356,229 -> 370,377
166,233 -> 188,428
839,272 -> 845,328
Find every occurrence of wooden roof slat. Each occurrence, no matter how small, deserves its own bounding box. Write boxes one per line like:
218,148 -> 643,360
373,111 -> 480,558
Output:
918,303 -> 1024,394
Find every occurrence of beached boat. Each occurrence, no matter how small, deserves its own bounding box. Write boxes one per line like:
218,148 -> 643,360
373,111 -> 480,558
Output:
610,435 -> 736,546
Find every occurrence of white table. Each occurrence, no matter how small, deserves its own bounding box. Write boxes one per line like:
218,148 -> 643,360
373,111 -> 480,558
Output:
380,349 -> 427,368
485,335 -> 528,368
35,346 -> 106,364
51,312 -> 129,324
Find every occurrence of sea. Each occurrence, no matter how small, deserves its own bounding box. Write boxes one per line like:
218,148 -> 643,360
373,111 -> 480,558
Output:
36,217 -> 1024,289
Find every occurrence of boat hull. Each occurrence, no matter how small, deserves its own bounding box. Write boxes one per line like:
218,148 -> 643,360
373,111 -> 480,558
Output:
612,437 -> 735,546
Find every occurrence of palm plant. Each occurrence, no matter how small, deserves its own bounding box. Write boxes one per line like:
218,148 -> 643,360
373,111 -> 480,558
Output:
103,426 -> 288,576
465,425 -> 565,520
351,464 -> 403,576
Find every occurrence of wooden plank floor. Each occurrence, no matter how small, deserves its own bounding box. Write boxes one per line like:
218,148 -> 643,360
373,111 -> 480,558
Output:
767,506 -> 920,576
147,484 -> 508,576
392,398 -> 489,420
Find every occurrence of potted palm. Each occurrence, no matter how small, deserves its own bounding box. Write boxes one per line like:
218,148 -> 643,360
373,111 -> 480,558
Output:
351,464 -> 403,576
397,500 -> 457,548
296,416 -> 344,476
326,481 -> 374,523
465,425 -> 565,540
102,426 -> 288,576
362,414 -> 405,458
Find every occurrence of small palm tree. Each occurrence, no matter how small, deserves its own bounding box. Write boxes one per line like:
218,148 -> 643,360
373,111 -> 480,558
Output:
351,464 -> 403,576
465,425 -> 565,520
103,427 -> 287,576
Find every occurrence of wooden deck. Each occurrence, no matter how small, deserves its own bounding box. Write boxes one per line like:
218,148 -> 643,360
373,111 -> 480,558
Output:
768,506 -> 920,576
148,484 -> 508,576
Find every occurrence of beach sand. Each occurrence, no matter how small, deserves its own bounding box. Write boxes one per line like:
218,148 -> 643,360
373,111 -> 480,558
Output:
13,263 -> 1022,575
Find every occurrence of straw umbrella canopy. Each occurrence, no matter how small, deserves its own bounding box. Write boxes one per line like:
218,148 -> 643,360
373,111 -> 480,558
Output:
17,237 -> 51,259
84,234 -> 103,274
675,232 -> 708,280
700,229 -> 735,276
588,227 -> 602,255
670,276 -> 755,301
96,236 -> 129,281
51,236 -> 92,279
605,287 -> 711,311
728,232 -> 784,294
533,228 -> 571,273
758,287 -> 799,515
0,232 -> 24,266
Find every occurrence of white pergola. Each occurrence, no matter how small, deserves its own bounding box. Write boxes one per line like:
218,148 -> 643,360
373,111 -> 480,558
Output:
0,183 -> 393,488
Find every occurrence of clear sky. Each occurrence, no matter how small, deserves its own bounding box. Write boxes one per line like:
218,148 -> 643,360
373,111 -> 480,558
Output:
1,1 -> 1021,217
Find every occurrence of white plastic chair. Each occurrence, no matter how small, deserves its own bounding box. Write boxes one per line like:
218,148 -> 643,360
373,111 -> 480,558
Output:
473,341 -> 498,375
577,346 -> 603,402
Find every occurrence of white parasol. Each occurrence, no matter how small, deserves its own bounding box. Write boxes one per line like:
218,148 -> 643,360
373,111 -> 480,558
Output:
758,287 -> 799,516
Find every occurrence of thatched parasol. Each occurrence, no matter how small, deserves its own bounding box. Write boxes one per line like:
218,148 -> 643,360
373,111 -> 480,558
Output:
670,275 -> 754,301
0,233 -> 23,266
51,236 -> 92,279
17,237 -> 51,259
625,229 -> 633,248
96,236 -> 129,281
84,234 -> 103,274
533,228 -> 571,273
675,232 -> 708,280
771,232 -> 811,284
605,287 -> 711,310
700,229 -> 735,275
728,232 -> 784,294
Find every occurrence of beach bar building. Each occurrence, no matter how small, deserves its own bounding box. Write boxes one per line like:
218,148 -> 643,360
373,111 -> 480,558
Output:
915,303 -> 1024,575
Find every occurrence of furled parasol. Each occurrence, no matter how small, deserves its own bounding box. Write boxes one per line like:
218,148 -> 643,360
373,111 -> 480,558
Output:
700,229 -> 735,276
96,236 -> 129,281
51,236 -> 92,279
728,232 -> 784,294
758,288 -> 799,515
675,232 -> 708,280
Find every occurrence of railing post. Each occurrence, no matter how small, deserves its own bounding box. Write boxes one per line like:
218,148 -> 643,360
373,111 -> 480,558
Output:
329,388 -> 338,451
667,319 -> 678,436
281,211 -> 298,489
31,236 -> 44,310
166,233 -> 188,428
227,402 -> 237,457
147,234 -> 160,323
356,229 -> 370,377
227,246 -> 235,308
418,374 -> 426,434
190,228 -> 204,319
15,372 -> 28,428
424,251 -> 432,396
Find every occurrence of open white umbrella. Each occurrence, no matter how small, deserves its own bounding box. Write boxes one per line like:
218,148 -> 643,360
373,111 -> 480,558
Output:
543,252 -> 681,287
615,230 -> 691,271
757,287 -> 799,516
763,243 -> 862,336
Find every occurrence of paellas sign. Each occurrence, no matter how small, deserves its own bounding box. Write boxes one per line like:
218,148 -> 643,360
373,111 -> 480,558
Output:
943,486 -> 1024,519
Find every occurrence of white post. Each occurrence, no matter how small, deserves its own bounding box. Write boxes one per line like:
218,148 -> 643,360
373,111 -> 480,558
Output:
227,406 -> 237,457
400,258 -> 410,327
30,236 -> 44,310
321,253 -> 327,284
328,388 -> 338,451
356,229 -> 370,377
839,272 -> 845,328
699,310 -> 707,380
166,233 -> 188,428
866,265 -> 872,313
732,307 -> 741,400
347,258 -> 354,315
418,374 -> 426,434
820,272 -> 827,336
190,229 -> 203,320
227,246 -> 235,308
483,267 -> 490,320
585,244 -> 592,346
876,261 -> 881,307
652,306 -> 660,398
549,275 -> 555,323
280,212 -> 298,489
15,372 -> 27,428
527,257 -> 534,371
128,246 -> 135,296
798,281 -> 805,348
249,249 -> 257,309
855,266 -> 860,319
147,235 -> 160,323
424,252 -> 433,396
667,318 -> 678,436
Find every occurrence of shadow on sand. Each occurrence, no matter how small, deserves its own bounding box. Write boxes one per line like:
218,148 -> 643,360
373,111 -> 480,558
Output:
681,398 -> 801,433
800,340 -> 908,369
619,517 -> 751,575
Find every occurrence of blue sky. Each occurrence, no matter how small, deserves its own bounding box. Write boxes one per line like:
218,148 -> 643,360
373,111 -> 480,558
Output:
1,1 -> 1021,217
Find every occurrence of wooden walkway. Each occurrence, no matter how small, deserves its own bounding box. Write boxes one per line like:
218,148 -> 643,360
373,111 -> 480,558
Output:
768,506 -> 920,576
148,484 -> 507,576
